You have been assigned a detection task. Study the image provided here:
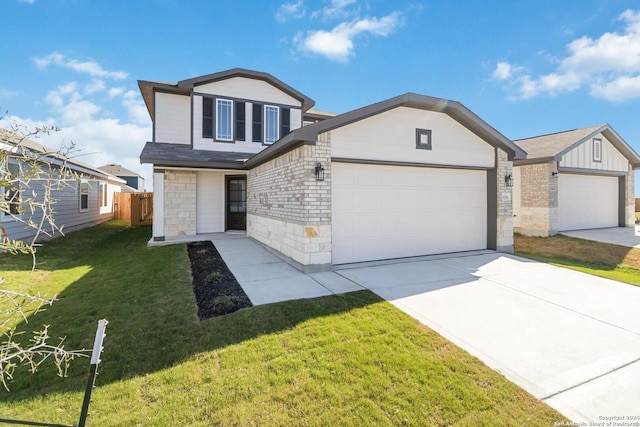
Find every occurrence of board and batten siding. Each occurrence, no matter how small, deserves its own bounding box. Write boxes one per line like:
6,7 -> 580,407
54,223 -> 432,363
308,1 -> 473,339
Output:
559,133 -> 629,172
154,92 -> 190,144
196,171 -> 226,233
330,107 -> 495,168
1,177 -> 114,243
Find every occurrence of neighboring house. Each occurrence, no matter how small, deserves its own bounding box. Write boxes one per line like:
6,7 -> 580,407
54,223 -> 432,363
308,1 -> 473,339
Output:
1,129 -> 124,243
513,124 -> 640,236
139,68 -> 525,271
98,164 -> 146,192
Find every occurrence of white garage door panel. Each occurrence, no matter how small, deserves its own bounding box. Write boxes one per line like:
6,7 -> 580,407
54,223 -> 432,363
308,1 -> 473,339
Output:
332,163 -> 487,264
558,174 -> 619,231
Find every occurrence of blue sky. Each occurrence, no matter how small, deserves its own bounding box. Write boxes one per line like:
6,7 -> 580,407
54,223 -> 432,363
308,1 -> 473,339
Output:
2,0 -> 640,191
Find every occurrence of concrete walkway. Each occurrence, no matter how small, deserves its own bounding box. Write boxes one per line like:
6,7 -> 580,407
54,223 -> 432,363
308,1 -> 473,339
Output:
211,234 -> 364,305
561,225 -> 640,248
208,235 -> 640,423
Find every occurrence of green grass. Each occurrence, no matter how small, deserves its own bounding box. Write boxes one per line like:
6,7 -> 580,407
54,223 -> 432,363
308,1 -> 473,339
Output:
0,221 -> 565,426
515,233 -> 640,287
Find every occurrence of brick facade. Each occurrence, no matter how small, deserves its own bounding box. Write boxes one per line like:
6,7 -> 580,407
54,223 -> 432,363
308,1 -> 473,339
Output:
496,148 -> 514,251
247,132 -> 332,271
164,170 -> 197,237
516,162 -> 558,236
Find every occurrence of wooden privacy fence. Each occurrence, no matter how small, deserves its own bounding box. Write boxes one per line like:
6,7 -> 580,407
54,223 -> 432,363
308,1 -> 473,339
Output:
114,192 -> 153,226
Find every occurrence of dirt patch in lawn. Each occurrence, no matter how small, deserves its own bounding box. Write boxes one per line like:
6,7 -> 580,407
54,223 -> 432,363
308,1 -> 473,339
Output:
515,233 -> 640,269
187,241 -> 252,320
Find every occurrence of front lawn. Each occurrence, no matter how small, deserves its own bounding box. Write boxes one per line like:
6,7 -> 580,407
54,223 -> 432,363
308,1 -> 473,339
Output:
515,233 -> 640,286
0,221 -> 565,426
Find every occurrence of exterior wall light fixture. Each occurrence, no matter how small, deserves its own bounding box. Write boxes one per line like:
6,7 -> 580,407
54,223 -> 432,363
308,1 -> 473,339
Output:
315,163 -> 325,181
505,173 -> 514,187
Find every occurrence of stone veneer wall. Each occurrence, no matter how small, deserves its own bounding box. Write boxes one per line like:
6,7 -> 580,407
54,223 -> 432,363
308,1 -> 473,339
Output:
496,148 -> 514,252
247,132 -> 332,271
625,165 -> 635,227
516,162 -> 558,236
163,170 -> 197,237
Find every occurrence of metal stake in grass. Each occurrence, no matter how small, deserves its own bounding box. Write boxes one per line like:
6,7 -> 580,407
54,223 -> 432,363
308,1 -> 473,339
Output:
78,319 -> 109,427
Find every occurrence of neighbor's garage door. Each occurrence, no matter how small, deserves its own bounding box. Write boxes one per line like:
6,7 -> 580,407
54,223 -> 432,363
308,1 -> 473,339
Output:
558,174 -> 619,231
332,163 -> 487,264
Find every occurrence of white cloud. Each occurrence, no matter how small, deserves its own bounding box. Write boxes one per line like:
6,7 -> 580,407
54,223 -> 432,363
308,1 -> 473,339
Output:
108,87 -> 125,98
311,0 -> 358,20
17,0 -> 35,3
34,52 -> 128,80
275,0 -> 306,23
6,56 -> 152,183
493,9 -> 640,101
296,11 -> 402,62
84,79 -> 106,95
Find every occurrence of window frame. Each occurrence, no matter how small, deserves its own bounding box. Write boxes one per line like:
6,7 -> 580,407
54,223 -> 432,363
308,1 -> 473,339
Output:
79,178 -> 89,212
215,98 -> 234,142
99,182 -> 108,209
1,160 -> 22,222
593,138 -> 602,163
264,105 -> 279,145
415,128 -> 432,150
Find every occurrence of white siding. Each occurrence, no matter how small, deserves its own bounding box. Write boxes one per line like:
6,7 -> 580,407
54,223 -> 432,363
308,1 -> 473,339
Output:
196,171 -> 225,233
196,77 -> 301,107
332,163 -> 487,264
558,174 -> 619,231
155,92 -> 190,144
559,133 -> 629,172
331,107 -> 495,168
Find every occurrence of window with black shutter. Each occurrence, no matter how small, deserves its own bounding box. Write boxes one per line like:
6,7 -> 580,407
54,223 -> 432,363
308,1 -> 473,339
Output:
281,107 -> 290,137
235,102 -> 245,141
252,103 -> 263,142
202,97 -> 213,138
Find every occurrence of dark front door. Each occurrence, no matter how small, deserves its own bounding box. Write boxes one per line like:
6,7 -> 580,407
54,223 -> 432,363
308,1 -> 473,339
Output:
226,176 -> 247,230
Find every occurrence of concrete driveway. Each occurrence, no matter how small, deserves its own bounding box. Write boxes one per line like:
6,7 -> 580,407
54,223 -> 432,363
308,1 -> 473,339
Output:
336,252 -> 640,423
561,225 -> 640,248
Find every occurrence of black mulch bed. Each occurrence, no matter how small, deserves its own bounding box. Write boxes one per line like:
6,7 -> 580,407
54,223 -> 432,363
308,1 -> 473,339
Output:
187,241 -> 252,320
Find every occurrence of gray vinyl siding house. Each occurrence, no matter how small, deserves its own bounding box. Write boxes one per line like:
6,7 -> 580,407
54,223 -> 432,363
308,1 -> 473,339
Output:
1,129 -> 123,243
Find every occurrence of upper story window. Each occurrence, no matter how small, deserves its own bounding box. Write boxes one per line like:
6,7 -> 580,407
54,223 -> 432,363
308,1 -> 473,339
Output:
216,99 -> 233,141
593,138 -> 602,162
202,98 -> 294,144
265,105 -> 279,144
1,161 -> 21,221
79,179 -> 89,211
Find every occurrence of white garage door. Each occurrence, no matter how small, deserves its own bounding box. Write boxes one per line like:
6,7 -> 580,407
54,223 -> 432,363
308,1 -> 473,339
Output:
558,174 -> 619,231
332,163 -> 487,264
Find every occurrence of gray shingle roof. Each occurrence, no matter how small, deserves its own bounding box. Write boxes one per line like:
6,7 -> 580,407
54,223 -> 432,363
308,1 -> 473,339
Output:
139,142 -> 251,169
98,164 -> 143,178
513,124 -> 640,167
1,128 -> 124,182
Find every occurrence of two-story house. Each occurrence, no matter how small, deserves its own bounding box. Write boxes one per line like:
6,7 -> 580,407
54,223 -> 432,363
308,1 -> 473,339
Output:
139,68 -> 525,271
